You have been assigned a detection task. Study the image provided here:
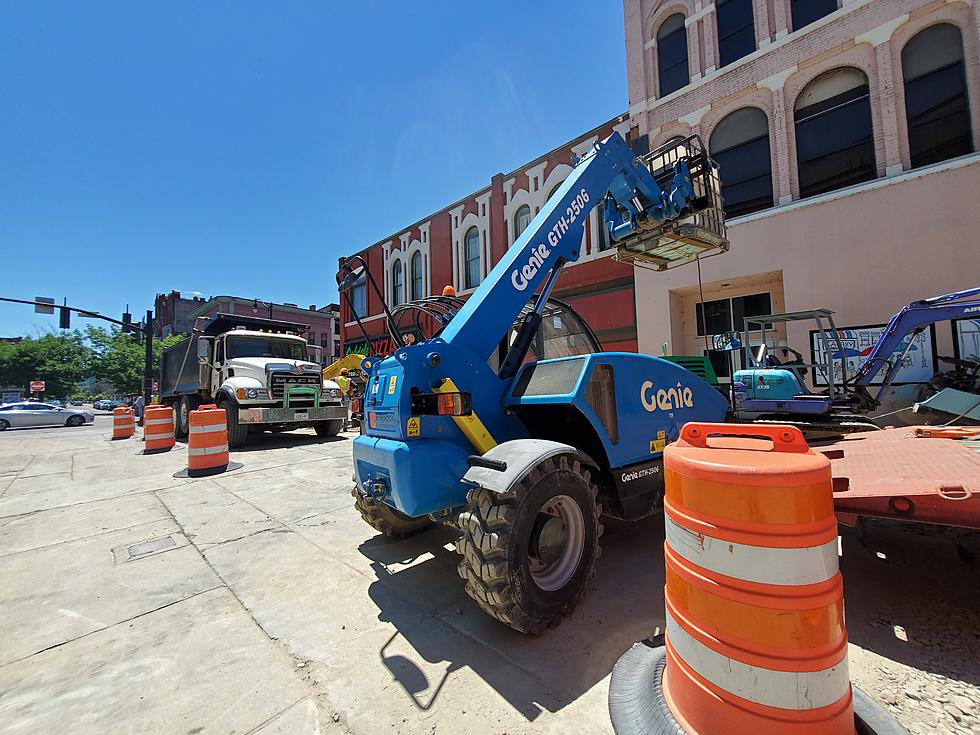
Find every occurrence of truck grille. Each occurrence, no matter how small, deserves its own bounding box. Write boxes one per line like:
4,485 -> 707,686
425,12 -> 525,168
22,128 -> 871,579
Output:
269,372 -> 321,399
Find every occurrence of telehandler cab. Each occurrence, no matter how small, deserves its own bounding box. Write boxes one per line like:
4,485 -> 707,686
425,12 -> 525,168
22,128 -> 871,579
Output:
339,133 -> 730,633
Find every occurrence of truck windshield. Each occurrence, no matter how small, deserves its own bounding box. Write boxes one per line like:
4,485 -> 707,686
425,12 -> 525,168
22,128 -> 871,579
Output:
226,337 -> 305,360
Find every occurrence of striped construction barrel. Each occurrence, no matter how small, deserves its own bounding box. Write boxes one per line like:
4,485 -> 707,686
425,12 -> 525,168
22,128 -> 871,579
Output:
143,403 -> 175,452
112,406 -> 135,439
661,422 -> 852,734
186,404 -> 229,476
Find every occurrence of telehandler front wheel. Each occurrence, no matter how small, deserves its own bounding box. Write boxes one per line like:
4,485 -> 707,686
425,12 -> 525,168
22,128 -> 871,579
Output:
352,488 -> 432,538
455,454 -> 602,635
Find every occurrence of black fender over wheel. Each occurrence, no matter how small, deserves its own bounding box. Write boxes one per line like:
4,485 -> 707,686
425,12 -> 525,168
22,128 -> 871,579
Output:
455,454 -> 603,635
352,487 -> 432,538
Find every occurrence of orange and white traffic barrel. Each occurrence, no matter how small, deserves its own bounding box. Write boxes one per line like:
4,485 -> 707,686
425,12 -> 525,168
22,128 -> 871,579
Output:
112,406 -> 135,439
174,404 -> 242,478
609,423 -> 906,735
142,403 -> 175,453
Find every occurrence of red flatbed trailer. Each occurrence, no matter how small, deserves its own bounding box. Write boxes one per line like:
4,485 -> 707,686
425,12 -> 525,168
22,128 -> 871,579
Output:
816,427 -> 980,530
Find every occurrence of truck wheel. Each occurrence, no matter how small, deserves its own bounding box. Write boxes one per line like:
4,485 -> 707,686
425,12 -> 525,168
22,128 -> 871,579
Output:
222,400 -> 249,448
455,455 -> 602,635
352,488 -> 432,538
176,397 -> 193,439
314,419 -> 344,437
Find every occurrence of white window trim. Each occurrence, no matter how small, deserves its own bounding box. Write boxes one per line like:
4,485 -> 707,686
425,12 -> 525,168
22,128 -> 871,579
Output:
450,195 -> 490,295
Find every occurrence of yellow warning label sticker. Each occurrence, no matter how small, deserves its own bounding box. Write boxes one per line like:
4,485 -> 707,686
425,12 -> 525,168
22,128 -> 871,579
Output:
657,429 -> 666,440
387,375 -> 397,394
407,416 -> 420,437
650,439 -> 666,453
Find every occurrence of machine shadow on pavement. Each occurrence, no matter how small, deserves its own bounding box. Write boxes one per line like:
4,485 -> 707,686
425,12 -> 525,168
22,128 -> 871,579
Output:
839,519 -> 980,687
359,513 -> 669,720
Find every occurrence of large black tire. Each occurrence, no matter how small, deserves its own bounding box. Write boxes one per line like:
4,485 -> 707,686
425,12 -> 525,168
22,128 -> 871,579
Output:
176,397 -> 193,439
455,454 -> 602,635
222,400 -> 249,448
66,415 -> 84,427
609,641 -> 909,735
352,488 -> 432,538
314,419 -> 344,437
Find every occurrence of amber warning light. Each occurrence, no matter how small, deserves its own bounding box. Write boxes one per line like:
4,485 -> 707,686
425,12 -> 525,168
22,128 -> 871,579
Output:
410,391 -> 473,417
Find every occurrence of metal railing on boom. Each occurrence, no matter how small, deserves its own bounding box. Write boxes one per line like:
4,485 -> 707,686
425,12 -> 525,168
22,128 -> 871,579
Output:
336,254 -> 406,357
610,134 -> 729,271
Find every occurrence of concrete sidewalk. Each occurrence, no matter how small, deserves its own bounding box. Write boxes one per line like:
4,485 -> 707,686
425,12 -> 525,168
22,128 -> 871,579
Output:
1,420 -> 978,734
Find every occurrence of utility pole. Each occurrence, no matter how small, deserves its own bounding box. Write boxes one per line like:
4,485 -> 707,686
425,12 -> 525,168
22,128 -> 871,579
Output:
144,309 -> 154,413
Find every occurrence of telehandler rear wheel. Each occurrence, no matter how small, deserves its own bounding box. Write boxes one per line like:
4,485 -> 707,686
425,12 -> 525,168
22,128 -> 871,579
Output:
455,455 -> 602,635
352,488 -> 432,538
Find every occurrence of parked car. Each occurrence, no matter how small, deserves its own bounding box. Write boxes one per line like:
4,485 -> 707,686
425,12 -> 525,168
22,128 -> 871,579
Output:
93,399 -> 112,410
70,400 -> 83,406
0,403 -> 94,430
109,400 -> 129,409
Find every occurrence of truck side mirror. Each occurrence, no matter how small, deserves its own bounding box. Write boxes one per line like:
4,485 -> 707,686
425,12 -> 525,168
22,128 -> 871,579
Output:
197,339 -> 210,364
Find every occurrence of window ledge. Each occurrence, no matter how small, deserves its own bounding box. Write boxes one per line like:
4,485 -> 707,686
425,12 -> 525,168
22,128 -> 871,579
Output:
725,152 -> 980,226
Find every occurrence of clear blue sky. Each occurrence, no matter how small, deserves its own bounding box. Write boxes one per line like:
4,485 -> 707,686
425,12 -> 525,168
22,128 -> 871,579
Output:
0,1 -> 627,337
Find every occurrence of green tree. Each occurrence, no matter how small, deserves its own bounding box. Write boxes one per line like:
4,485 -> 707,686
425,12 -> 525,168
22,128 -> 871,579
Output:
0,332 -> 92,398
85,326 -> 183,395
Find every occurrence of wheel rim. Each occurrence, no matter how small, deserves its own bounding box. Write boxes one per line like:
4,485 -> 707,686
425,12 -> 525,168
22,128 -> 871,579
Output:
527,494 -> 586,591
180,401 -> 188,432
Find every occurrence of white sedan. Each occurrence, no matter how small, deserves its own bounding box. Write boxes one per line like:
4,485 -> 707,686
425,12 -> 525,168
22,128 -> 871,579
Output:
0,402 -> 95,430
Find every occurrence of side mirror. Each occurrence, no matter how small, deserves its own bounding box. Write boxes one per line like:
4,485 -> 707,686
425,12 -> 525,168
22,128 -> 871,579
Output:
197,339 -> 211,364
711,331 -> 741,352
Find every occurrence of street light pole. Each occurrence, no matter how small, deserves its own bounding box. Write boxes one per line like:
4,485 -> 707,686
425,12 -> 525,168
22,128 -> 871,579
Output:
251,298 -> 274,318
143,309 -> 154,413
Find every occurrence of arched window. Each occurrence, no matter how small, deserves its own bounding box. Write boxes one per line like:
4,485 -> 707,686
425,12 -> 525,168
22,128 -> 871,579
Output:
791,0 -> 836,32
464,226 -> 481,289
513,205 -> 531,241
710,108 -> 773,217
410,251 -> 423,300
794,67 -> 876,198
902,24 -> 973,169
717,0 -> 755,67
657,14 -> 689,97
391,260 -> 404,306
547,181 -> 564,201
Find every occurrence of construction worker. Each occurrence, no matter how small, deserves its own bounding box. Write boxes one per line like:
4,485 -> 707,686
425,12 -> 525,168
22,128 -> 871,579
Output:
336,370 -> 351,431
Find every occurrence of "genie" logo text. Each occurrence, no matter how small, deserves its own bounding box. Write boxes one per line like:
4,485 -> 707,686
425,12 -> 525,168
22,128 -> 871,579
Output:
641,381 -> 694,412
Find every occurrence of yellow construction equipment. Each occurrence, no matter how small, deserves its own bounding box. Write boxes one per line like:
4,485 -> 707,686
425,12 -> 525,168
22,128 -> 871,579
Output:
322,353 -> 366,382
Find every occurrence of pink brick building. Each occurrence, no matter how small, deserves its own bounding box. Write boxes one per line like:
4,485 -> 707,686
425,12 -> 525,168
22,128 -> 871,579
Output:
187,296 -> 341,363
625,0 -> 979,380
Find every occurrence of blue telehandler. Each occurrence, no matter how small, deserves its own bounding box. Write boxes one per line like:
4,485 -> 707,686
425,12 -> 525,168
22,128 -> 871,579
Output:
338,133 -> 730,633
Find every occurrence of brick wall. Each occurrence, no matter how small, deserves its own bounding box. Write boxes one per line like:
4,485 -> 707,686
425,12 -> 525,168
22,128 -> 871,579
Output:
625,0 -> 980,200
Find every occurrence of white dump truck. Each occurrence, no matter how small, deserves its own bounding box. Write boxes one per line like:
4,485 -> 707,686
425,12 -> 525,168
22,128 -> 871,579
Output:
159,313 -> 345,446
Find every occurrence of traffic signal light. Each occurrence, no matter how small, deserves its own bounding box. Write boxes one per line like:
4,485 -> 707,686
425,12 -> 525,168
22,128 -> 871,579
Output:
122,312 -> 133,333
58,307 -> 70,330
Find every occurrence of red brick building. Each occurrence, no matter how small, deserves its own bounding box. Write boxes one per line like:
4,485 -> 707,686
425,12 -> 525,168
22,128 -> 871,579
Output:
338,115 -> 645,356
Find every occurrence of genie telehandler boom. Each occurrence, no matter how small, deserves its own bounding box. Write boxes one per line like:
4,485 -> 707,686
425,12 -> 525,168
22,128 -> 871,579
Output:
339,133 -> 729,634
